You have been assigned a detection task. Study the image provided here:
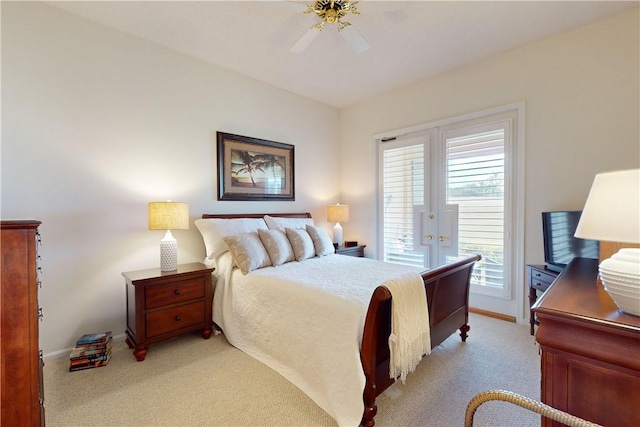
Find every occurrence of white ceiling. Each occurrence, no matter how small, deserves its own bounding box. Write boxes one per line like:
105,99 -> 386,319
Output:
49,1 -> 638,109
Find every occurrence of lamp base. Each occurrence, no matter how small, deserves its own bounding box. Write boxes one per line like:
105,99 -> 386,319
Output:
333,222 -> 343,247
599,248 -> 640,317
160,230 -> 178,271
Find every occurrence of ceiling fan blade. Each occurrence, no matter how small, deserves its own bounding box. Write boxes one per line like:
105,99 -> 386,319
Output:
290,27 -> 321,53
339,24 -> 370,54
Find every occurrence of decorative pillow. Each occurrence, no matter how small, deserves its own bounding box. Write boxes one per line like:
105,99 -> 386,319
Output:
285,227 -> 316,261
258,229 -> 295,266
264,215 -> 314,231
195,218 -> 268,267
224,232 -> 271,275
306,225 -> 335,257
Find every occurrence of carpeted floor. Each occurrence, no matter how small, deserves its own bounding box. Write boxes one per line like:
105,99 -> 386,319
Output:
44,313 -> 541,426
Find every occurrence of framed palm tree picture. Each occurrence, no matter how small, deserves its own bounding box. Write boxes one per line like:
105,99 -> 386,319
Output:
217,132 -> 295,201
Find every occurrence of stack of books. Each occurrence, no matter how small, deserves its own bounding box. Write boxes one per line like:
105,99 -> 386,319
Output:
69,331 -> 113,372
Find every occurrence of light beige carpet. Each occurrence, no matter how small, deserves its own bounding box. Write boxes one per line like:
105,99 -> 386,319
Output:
44,313 -> 540,426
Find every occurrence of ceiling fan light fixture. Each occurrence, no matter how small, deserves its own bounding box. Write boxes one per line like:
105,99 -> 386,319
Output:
325,9 -> 338,24
309,0 -> 360,26
291,0 -> 368,54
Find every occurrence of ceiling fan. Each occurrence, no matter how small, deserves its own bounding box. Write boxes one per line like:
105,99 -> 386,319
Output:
290,0 -> 370,54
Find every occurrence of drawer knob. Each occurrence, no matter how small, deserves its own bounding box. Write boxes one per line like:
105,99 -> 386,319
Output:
174,289 -> 181,295
175,315 -> 181,322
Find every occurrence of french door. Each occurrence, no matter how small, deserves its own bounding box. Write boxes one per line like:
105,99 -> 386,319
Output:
378,131 -> 454,269
378,109 -> 518,299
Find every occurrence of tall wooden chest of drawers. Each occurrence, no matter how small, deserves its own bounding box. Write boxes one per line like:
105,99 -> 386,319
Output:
1,220 -> 45,426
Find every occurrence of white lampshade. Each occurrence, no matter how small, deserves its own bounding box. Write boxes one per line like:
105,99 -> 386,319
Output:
574,169 -> 640,244
327,204 -> 350,247
148,202 -> 189,271
575,169 -> 640,316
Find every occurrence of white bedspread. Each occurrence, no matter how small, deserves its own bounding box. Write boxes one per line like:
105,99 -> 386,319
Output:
213,253 -> 423,427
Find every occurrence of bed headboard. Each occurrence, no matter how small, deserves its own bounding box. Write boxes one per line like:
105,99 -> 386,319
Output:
201,212 -> 312,219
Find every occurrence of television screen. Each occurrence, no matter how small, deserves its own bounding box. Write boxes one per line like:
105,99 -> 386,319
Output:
542,210 -> 599,272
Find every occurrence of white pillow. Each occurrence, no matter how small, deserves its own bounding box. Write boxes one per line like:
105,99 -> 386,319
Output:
285,227 -> 316,261
258,229 -> 295,266
306,225 -> 335,257
224,232 -> 271,275
195,218 -> 268,266
264,215 -> 314,231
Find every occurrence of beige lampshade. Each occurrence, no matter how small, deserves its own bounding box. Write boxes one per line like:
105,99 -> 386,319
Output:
327,204 -> 350,223
148,202 -> 189,230
574,169 -> 640,244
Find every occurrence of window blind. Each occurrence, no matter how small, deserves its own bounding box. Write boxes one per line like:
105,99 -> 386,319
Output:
445,129 -> 505,288
381,143 -> 425,267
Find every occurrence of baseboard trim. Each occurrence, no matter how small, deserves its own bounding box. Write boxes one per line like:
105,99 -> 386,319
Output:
470,307 -> 516,323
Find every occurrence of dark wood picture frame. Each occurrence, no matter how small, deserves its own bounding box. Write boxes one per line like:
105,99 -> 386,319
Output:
217,132 -> 295,201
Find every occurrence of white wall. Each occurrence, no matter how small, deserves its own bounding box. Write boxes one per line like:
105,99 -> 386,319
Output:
339,8 -> 640,320
1,2 -> 341,356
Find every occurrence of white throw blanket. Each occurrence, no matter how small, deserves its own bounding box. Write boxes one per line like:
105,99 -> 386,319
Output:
385,272 -> 431,383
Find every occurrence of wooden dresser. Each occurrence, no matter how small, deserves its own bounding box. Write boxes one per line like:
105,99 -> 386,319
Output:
532,257 -> 640,427
1,220 -> 45,426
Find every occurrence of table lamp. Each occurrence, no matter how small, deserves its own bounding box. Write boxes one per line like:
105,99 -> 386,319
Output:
327,203 -> 350,247
148,201 -> 189,271
574,169 -> 640,316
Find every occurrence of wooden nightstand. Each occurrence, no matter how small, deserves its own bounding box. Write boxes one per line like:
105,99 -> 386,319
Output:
122,262 -> 214,361
336,245 -> 366,257
526,264 -> 559,335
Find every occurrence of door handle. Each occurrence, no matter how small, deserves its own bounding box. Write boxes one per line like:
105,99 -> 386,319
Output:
425,234 -> 434,240
439,235 -> 448,242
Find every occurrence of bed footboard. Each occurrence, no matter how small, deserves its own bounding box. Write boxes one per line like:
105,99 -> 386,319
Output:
360,254 -> 481,427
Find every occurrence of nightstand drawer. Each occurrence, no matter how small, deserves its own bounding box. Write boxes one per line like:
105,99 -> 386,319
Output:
531,279 -> 552,292
531,270 -> 557,287
145,277 -> 205,309
146,301 -> 205,338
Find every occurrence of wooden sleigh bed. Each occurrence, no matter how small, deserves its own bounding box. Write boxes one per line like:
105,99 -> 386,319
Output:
199,212 -> 480,427
361,253 -> 481,426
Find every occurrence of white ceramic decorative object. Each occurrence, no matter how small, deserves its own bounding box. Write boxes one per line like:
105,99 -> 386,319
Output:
599,248 -> 640,316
